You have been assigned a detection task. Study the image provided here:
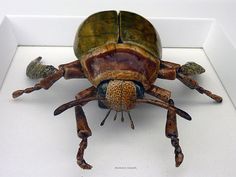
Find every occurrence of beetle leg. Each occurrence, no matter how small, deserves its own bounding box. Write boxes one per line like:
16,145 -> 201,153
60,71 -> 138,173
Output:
56,87 -> 97,170
75,105 -> 93,169
12,68 -> 64,98
158,60 -> 222,103
73,87 -> 98,169
160,60 -> 181,69
59,60 -> 85,79
157,60 -> 180,80
177,73 -> 222,103
166,99 -> 184,167
143,84 -> 185,166
146,85 -> 171,102
12,60 -> 85,98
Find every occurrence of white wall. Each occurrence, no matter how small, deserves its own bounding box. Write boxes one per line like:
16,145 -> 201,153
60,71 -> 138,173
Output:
0,0 -> 236,47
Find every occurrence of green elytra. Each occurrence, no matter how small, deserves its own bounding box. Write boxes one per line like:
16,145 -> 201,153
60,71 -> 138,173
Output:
73,10 -> 162,60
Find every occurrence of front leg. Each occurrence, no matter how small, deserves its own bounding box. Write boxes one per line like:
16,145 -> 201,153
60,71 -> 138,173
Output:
75,105 -> 92,169
166,99 -> 184,167
12,59 -> 85,98
157,60 -> 223,103
177,73 -> 222,103
146,86 -> 185,166
74,87 -> 97,169
146,85 -> 171,102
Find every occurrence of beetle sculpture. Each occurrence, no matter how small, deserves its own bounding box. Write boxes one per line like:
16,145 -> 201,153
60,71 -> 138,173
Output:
12,11 -> 223,169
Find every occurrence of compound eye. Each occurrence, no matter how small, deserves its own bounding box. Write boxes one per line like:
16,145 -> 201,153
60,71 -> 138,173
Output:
97,81 -> 109,97
135,82 -> 144,98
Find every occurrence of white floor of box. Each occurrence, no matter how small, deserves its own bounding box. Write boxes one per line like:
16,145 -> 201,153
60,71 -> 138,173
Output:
0,47 -> 235,177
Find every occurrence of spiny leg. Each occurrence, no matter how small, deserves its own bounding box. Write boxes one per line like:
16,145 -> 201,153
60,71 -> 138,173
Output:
75,105 -> 92,169
166,99 -> 184,167
177,73 -> 222,103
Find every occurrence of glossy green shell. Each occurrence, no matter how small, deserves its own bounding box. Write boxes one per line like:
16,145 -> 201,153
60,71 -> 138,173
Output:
74,11 -> 162,59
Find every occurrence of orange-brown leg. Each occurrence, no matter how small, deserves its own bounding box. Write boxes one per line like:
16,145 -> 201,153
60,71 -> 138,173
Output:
12,60 -> 85,98
74,87 -> 97,169
166,99 -> 184,167
54,87 -> 97,169
146,86 -> 184,167
75,105 -> 92,169
158,60 -> 222,103
146,85 -> 171,102
177,73 -> 222,103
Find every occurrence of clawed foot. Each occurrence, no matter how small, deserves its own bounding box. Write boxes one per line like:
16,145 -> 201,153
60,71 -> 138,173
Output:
171,136 -> 184,167
77,137 -> 93,170
175,150 -> 184,167
77,159 -> 93,169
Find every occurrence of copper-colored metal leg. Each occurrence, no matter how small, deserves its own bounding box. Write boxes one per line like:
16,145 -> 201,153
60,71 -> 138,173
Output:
75,106 -> 92,169
177,73 -> 223,103
166,99 -> 184,167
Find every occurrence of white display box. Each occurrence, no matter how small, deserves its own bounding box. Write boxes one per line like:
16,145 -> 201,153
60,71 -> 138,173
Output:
0,15 -> 236,177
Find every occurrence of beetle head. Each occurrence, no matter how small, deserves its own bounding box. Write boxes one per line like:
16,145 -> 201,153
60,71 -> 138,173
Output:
97,80 -> 144,112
